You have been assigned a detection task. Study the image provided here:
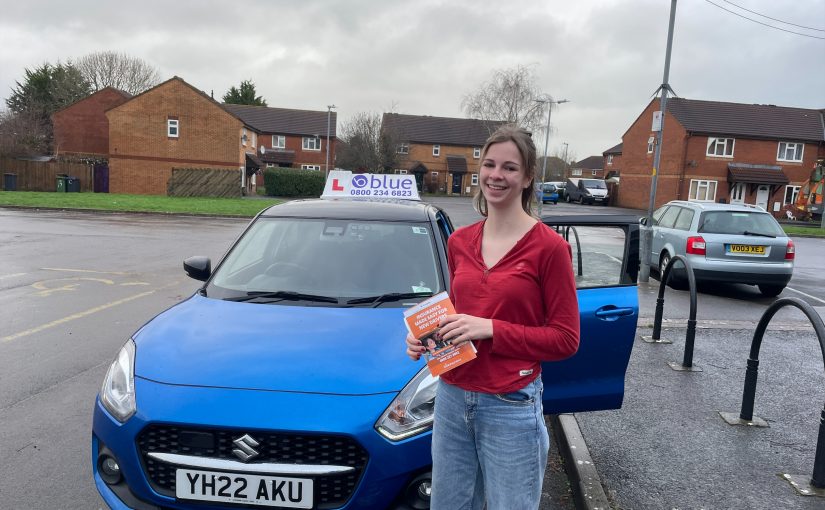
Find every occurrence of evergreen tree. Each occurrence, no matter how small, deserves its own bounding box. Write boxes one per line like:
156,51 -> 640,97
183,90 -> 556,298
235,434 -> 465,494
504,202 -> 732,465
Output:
222,80 -> 267,106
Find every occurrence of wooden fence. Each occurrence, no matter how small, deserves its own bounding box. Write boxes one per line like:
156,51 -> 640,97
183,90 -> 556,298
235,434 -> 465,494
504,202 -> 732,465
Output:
167,168 -> 242,198
0,158 -> 93,192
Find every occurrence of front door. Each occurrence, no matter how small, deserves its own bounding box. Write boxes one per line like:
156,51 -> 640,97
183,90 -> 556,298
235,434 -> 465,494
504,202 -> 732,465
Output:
451,173 -> 462,195
93,163 -> 109,193
730,183 -> 745,204
755,185 -> 769,210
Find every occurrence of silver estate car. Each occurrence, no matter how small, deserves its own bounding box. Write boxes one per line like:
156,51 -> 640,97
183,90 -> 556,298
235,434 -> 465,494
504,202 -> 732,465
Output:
641,201 -> 795,297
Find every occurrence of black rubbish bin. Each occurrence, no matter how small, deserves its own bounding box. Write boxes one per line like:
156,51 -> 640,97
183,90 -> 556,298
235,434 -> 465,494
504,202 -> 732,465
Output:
66,176 -> 81,192
3,173 -> 16,191
56,174 -> 68,192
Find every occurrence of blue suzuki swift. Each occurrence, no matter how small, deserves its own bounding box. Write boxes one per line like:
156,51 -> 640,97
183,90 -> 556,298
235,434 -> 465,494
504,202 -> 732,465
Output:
92,174 -> 640,510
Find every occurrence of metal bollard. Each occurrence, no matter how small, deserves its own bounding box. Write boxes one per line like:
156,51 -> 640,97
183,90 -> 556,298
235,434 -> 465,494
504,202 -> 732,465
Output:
647,255 -> 699,370
736,297 -> 825,489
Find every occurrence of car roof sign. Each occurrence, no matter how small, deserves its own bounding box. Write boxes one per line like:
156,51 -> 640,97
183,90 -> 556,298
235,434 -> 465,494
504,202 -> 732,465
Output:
322,170 -> 421,201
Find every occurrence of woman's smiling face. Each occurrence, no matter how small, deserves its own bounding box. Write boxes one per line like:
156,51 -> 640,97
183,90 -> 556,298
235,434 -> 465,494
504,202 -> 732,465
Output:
479,140 -> 531,209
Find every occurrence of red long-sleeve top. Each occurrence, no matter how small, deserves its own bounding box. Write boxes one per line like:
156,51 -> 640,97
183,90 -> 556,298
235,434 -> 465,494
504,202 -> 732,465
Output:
440,220 -> 580,394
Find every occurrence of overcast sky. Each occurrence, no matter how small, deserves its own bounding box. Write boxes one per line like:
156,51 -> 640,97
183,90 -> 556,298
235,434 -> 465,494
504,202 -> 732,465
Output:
1,0 -> 823,162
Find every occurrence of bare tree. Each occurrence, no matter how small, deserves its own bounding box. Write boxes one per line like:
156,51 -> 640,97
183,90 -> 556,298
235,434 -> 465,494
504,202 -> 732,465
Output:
461,65 -> 549,134
336,112 -> 399,173
0,108 -> 50,157
75,51 -> 161,95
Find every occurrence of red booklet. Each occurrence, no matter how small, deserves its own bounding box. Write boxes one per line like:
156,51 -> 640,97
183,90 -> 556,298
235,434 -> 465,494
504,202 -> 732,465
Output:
404,292 -> 476,377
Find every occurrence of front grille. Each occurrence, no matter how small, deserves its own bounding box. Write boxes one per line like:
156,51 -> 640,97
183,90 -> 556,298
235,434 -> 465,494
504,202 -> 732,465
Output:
137,425 -> 369,509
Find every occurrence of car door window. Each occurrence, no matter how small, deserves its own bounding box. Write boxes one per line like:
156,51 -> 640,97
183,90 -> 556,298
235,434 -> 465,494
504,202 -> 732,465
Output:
652,205 -> 668,225
657,206 -> 680,228
673,208 -> 695,231
557,225 -> 632,288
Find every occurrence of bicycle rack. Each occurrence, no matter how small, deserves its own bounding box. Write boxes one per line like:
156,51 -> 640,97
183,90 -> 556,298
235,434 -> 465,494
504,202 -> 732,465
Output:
640,255 -> 701,372
719,297 -> 825,496
562,226 -> 583,277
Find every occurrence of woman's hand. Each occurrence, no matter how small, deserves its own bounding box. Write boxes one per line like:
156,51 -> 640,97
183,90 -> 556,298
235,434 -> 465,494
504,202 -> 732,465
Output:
406,332 -> 429,361
438,314 -> 493,345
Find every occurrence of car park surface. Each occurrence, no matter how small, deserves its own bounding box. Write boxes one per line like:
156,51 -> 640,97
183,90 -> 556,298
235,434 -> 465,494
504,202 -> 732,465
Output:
91,173 -> 641,510
643,200 -> 795,296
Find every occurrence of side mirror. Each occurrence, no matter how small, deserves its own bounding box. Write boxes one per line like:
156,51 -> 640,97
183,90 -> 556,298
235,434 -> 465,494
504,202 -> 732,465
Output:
184,256 -> 211,282
639,217 -> 648,226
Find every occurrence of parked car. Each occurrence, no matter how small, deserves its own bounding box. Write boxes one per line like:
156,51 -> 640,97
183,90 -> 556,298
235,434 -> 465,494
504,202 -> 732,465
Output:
641,200 -> 794,296
565,178 -> 609,205
547,181 -> 566,200
541,182 -> 559,204
92,173 -> 640,510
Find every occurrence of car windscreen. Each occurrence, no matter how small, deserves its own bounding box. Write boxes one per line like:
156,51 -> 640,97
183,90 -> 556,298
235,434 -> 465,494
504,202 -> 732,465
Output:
697,211 -> 785,236
582,179 -> 606,189
208,217 -> 443,304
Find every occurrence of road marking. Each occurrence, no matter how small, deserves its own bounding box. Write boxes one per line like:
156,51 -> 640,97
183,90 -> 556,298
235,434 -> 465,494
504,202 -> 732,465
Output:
0,273 -> 26,280
2,290 -> 156,343
41,267 -> 130,275
32,277 -> 115,297
785,286 -> 825,306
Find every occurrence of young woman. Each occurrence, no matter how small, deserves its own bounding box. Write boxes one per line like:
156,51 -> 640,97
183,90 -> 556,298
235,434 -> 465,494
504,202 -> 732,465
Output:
406,125 -> 580,509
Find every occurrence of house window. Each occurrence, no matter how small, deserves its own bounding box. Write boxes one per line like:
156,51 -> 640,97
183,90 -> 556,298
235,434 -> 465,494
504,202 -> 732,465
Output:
397,143 -> 409,154
242,128 -> 248,146
647,136 -> 654,154
301,164 -> 321,171
607,154 -> 613,165
473,147 -> 481,159
784,185 -> 801,205
266,163 -> 274,168
431,171 -> 438,179
433,145 -> 440,157
592,170 -> 598,176
252,132 -> 256,148
471,173 -> 479,186
706,137 -> 734,157
395,169 -> 408,174
572,168 -> 582,176
688,179 -> 717,202
303,136 -> 321,151
272,135 -> 285,149
777,142 -> 803,162
167,119 -> 179,138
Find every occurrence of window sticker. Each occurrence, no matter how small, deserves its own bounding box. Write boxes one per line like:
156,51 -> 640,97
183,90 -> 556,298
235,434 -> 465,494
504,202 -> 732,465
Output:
412,227 -> 428,235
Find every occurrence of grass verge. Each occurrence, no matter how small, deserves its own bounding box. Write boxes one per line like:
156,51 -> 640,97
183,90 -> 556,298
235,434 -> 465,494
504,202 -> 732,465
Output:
0,191 -> 281,217
782,224 -> 825,238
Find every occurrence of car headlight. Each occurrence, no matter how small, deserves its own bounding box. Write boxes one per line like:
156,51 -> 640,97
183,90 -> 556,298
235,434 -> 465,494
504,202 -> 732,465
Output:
375,368 -> 438,441
100,340 -> 136,422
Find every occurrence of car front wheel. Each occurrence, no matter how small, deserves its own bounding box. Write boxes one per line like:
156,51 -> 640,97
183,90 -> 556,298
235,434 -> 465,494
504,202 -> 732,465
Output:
758,284 -> 785,297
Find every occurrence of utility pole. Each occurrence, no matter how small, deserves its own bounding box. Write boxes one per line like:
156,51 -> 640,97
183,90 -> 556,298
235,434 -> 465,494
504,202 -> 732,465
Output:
562,142 -> 569,176
640,0 -> 678,283
325,105 -> 337,178
534,97 -> 569,217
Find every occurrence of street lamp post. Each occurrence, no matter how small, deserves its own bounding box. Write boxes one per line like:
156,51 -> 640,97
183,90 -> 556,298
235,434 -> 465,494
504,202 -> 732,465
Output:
534,97 -> 569,217
562,142 -> 569,176
325,105 -> 337,178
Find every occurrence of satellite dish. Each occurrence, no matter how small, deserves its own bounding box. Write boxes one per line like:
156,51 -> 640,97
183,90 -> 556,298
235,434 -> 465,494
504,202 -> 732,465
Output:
260,145 -> 265,154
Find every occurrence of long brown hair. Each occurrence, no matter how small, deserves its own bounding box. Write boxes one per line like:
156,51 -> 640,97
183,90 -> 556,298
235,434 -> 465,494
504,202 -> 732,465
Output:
472,124 -> 537,217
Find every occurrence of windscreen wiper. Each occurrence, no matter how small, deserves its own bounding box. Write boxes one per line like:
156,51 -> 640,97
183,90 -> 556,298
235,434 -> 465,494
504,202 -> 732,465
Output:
742,230 -> 776,238
346,292 -> 434,307
225,291 -> 340,304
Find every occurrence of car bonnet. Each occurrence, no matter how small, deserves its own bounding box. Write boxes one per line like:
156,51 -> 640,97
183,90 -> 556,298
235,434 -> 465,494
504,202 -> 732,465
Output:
133,294 -> 422,395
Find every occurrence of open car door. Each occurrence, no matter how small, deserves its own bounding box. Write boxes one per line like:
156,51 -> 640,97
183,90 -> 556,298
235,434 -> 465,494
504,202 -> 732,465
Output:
541,215 -> 640,413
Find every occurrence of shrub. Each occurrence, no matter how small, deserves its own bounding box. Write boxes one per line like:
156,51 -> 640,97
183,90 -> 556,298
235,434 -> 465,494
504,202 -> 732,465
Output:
263,167 -> 325,197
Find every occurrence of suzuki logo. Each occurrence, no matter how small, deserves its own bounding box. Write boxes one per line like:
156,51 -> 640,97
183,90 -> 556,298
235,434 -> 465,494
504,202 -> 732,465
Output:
232,434 -> 261,462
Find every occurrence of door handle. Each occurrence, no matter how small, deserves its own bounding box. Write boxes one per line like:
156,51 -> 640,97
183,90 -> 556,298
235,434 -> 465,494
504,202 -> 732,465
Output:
594,306 -> 635,320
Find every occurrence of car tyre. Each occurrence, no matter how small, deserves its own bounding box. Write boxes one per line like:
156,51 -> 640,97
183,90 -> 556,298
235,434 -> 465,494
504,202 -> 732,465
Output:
578,196 -> 584,205
758,284 -> 785,297
659,252 -> 688,289
566,194 -> 571,203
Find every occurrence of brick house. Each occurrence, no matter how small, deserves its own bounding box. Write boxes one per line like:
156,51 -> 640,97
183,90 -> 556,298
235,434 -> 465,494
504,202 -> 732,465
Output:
52,87 -> 132,158
618,98 -> 825,215
106,76 -> 337,195
381,113 -> 504,195
602,143 -> 622,178
222,104 -> 336,172
570,156 -> 605,178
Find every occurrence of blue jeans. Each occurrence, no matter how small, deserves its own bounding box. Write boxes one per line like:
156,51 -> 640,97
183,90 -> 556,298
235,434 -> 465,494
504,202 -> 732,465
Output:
430,377 -> 549,510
